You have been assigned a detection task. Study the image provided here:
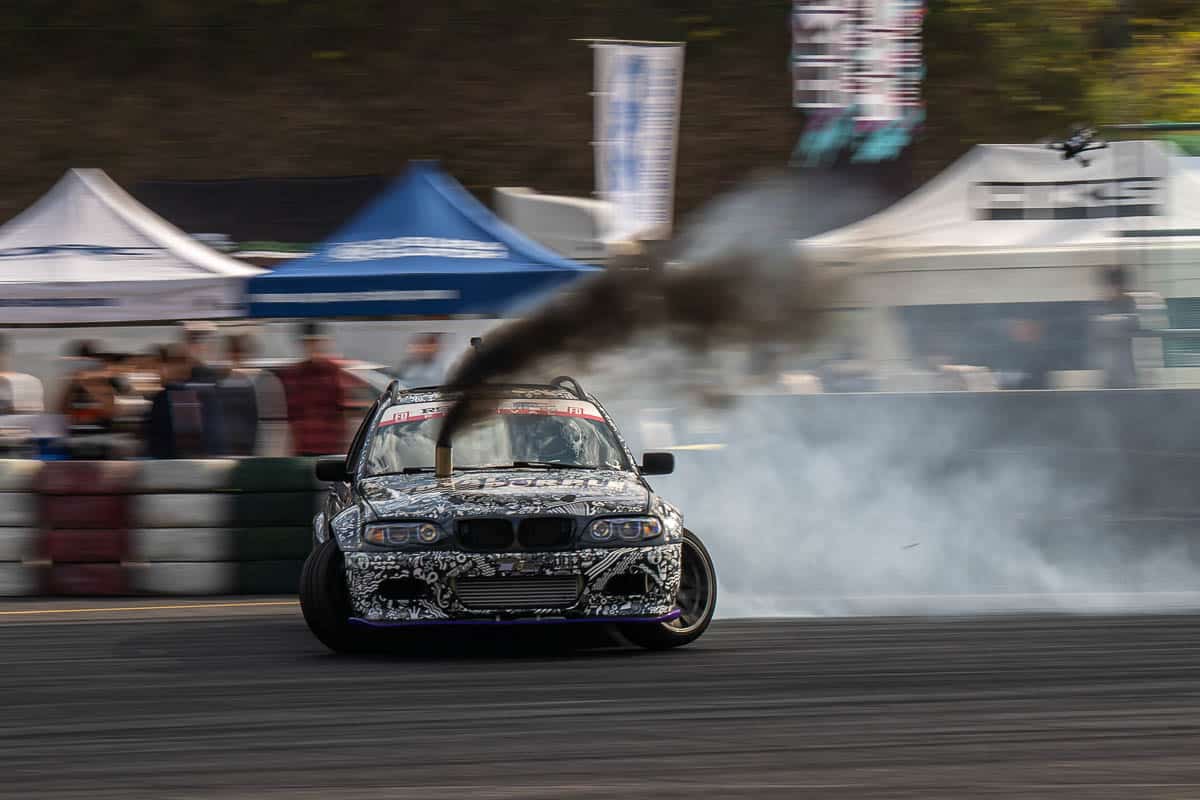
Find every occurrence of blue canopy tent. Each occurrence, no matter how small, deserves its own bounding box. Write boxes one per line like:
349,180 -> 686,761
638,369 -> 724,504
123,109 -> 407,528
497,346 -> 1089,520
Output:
247,162 -> 598,317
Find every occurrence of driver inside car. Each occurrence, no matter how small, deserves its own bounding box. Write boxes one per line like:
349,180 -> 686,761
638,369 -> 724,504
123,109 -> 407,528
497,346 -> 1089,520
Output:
512,415 -> 602,466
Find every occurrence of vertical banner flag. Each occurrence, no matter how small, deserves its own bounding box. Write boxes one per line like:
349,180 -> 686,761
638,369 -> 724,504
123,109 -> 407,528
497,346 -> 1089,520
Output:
791,3 -> 852,109
593,42 -> 686,243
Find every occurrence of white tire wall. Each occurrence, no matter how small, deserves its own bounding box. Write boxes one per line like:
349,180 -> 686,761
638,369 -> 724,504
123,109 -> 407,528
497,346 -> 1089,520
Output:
130,529 -> 231,563
132,460 -> 237,493
0,460 -> 41,492
0,493 -> 37,527
133,494 -> 233,529
0,463 -> 43,596
0,563 -> 37,597
131,563 -> 236,596
0,529 -> 37,562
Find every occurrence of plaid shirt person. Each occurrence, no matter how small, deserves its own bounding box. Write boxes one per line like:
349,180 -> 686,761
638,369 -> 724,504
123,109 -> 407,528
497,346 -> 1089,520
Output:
279,356 -> 346,457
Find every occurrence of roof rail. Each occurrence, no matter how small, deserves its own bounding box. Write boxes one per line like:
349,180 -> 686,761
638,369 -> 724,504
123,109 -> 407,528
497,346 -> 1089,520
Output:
551,376 -> 587,400
387,381 -> 589,400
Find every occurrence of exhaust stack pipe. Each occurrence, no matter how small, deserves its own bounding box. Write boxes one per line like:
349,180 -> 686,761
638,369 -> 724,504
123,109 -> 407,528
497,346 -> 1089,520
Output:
435,445 -> 452,478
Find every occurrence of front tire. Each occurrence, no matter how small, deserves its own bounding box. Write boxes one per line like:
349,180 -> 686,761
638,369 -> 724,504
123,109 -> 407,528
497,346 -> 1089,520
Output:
620,529 -> 716,650
299,538 -> 367,653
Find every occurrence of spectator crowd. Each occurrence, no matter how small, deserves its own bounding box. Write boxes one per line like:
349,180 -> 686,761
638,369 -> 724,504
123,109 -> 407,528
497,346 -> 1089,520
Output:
0,321 -> 361,460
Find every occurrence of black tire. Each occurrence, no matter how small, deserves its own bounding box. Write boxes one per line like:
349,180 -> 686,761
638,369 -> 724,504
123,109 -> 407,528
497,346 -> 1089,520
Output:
620,529 -> 717,650
299,538 -> 367,653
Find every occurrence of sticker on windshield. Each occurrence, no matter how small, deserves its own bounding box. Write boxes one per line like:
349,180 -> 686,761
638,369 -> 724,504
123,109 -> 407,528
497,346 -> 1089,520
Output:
378,401 -> 453,427
379,398 -> 604,427
496,399 -> 604,422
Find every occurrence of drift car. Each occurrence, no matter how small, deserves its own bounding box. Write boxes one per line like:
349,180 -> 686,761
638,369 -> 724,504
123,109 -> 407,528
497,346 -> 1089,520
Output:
300,377 -> 717,652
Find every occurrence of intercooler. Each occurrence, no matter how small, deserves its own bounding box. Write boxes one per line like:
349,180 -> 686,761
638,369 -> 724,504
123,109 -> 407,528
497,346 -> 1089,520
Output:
453,576 -> 582,609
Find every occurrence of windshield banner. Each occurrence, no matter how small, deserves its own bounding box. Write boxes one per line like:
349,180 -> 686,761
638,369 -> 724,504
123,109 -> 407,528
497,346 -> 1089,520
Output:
380,398 -> 605,427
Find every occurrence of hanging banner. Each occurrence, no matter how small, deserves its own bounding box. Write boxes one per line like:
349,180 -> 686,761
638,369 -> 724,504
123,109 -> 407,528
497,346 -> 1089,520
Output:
791,0 -> 925,165
593,42 -> 685,243
790,3 -> 852,110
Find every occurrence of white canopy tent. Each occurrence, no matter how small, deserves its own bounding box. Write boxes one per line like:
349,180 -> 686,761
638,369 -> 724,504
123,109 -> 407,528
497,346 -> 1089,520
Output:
802,140 -> 1200,305
0,169 -> 263,324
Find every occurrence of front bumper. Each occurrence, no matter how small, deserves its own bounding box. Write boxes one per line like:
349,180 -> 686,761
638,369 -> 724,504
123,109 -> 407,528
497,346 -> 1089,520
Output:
344,543 -> 682,623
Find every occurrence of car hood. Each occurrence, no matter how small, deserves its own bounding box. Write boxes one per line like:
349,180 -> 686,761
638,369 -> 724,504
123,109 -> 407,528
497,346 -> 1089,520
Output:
358,468 -> 651,523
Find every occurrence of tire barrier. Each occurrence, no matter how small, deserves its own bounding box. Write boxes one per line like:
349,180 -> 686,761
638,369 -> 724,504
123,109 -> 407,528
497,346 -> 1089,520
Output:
43,529 -> 128,563
36,462 -> 139,595
42,495 -> 129,531
0,461 -> 40,596
229,457 -> 319,494
0,528 -> 37,597
130,528 -> 231,563
130,562 -> 234,595
0,460 -> 40,492
44,564 -> 128,596
128,457 -> 318,595
233,560 -> 304,594
229,527 -> 313,562
130,472 -> 228,596
0,458 -> 323,597
132,459 -> 237,493
128,560 -> 311,595
0,492 -> 36,528
225,458 -> 317,595
134,494 -> 233,529
0,562 -> 36,597
230,492 -> 318,527
35,461 -> 139,496
0,528 -> 37,562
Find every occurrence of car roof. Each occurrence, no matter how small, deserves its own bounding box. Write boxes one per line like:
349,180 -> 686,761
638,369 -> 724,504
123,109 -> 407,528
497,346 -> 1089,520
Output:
391,384 -> 587,403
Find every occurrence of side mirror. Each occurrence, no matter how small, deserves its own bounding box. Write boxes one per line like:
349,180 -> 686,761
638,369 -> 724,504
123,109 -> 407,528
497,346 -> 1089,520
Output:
640,452 -> 675,476
315,455 -> 351,483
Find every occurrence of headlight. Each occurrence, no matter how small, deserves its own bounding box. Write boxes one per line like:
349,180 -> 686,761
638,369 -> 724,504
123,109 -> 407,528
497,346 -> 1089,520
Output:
583,516 -> 663,545
364,521 -> 448,547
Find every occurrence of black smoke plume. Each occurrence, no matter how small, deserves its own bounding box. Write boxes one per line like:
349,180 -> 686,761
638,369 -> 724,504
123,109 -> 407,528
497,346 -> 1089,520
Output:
436,167 -> 893,445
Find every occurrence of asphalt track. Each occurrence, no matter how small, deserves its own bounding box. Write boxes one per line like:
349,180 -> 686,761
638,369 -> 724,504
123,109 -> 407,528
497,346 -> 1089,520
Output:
4,601 -> 1200,799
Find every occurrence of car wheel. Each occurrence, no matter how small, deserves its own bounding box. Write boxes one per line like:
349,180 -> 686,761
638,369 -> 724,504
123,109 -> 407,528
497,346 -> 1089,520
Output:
619,529 -> 716,650
299,538 -> 367,653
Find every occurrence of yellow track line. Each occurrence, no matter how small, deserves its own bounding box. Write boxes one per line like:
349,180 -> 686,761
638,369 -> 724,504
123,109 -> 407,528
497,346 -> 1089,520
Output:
0,600 -> 299,616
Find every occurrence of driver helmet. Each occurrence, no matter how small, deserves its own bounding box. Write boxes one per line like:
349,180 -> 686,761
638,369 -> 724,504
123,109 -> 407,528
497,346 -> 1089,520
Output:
526,416 -> 587,463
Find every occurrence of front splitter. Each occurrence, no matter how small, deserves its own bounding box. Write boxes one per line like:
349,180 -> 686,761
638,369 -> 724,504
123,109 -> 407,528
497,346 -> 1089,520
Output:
348,608 -> 681,628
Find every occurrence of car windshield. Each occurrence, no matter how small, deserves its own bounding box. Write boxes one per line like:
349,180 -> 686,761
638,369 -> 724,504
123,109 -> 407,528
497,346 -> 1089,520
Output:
363,397 -> 631,475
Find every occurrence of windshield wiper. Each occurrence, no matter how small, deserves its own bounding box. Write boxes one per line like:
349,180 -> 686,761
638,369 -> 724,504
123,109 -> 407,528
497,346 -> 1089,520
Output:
509,461 -> 599,470
377,466 -> 504,475
361,468 -> 434,478
372,463 -> 601,477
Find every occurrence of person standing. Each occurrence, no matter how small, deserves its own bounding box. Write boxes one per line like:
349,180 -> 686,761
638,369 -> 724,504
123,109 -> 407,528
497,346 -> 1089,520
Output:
0,333 -> 44,415
217,333 -> 260,456
394,332 -> 445,388
182,323 -> 221,383
999,318 -> 1052,390
176,324 -> 226,454
58,340 -> 117,432
1091,266 -> 1139,389
145,344 -> 203,459
279,321 -> 346,457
